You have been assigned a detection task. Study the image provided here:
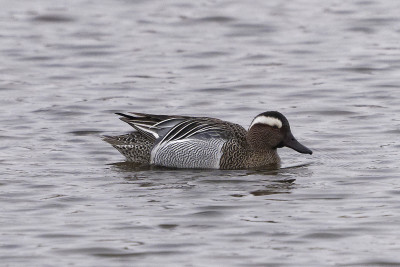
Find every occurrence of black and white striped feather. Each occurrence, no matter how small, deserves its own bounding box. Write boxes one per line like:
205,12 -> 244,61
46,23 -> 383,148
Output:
116,112 -> 231,143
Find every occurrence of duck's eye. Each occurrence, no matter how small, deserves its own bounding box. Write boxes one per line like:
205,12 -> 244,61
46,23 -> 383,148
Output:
272,125 -> 279,129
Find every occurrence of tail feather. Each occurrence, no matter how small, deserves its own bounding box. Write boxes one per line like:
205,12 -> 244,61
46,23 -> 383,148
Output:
102,133 -> 153,163
102,135 -> 132,146
116,113 -> 160,140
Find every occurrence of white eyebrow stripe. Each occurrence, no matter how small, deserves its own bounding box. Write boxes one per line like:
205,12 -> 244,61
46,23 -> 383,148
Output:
250,116 -> 282,129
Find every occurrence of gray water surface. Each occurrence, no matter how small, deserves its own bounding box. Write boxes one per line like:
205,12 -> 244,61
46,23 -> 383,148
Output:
1,0 -> 400,266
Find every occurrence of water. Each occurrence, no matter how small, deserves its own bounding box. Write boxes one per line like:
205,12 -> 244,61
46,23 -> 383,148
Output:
1,0 -> 400,266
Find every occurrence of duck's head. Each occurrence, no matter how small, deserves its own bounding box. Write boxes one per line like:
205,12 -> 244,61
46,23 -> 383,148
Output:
248,111 -> 312,154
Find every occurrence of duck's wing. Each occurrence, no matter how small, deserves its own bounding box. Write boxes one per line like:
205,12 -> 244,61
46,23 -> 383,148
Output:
116,112 -> 188,141
116,112 -> 240,143
155,118 -> 232,146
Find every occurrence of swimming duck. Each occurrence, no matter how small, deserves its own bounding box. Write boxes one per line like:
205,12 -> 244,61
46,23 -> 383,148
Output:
103,111 -> 312,169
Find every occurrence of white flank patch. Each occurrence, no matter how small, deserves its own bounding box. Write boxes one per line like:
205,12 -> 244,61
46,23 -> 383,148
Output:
250,116 -> 282,129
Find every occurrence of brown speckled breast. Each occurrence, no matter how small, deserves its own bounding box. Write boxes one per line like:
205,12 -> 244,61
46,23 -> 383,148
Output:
218,122 -> 281,169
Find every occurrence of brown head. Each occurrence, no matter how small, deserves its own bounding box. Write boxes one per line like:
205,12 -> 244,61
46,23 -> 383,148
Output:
247,111 -> 312,154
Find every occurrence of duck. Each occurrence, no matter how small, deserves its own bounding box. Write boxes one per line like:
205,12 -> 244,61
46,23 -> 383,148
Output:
103,111 -> 312,169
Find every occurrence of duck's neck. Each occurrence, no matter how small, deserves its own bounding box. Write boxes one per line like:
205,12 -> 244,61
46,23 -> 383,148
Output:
247,148 -> 281,168
247,125 -> 280,168
246,124 -> 282,168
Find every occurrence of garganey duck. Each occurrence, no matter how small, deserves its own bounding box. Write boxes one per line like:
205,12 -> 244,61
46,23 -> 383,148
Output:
103,111 -> 312,169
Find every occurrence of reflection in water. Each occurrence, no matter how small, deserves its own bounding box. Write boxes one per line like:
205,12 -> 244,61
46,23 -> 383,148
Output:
110,161 -> 298,199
